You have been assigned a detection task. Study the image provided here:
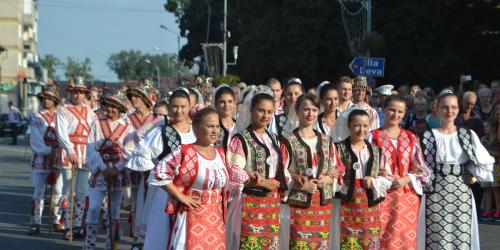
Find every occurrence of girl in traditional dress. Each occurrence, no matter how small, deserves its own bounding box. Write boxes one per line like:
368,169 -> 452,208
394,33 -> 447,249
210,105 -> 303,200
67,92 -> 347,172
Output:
152,107 -> 228,249
370,95 -> 429,250
419,90 -> 494,249
27,86 -> 63,235
226,85 -> 289,250
213,84 -> 236,152
334,109 -> 392,250
316,82 -> 339,135
281,94 -> 341,250
85,91 -> 133,249
127,88 -> 196,250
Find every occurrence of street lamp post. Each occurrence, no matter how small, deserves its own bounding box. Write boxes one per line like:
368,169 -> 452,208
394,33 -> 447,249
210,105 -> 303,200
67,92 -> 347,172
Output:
159,25 -> 180,84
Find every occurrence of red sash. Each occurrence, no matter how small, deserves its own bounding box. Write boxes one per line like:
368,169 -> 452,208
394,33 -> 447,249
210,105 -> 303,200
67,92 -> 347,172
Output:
40,112 -> 58,148
98,119 -> 128,165
128,112 -> 153,130
67,106 -> 91,144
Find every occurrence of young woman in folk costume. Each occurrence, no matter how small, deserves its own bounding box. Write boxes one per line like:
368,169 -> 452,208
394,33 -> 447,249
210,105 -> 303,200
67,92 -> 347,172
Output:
269,78 -> 303,137
280,94 -> 342,250
124,82 -> 156,249
27,85 -> 64,235
419,90 -> 494,250
56,77 -> 97,239
332,109 -> 392,250
213,84 -> 236,152
226,85 -> 290,250
369,95 -> 429,250
315,82 -> 339,135
151,107 -> 228,249
85,90 -> 133,250
126,88 -> 196,250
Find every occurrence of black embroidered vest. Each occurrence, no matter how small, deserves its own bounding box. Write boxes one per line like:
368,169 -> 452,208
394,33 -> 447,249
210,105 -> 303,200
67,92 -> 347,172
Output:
335,138 -> 384,206
283,129 -> 334,206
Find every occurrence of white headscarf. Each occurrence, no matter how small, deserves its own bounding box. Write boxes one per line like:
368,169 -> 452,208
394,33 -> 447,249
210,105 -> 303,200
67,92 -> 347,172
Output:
331,104 -> 367,142
233,85 -> 274,135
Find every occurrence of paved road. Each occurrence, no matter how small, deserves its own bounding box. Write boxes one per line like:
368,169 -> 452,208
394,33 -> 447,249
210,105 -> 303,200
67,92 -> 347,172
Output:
0,136 -> 499,249
0,137 -> 133,249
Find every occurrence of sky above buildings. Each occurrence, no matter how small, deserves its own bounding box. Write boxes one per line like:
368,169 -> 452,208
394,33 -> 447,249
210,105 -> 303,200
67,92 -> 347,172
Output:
38,0 -> 186,82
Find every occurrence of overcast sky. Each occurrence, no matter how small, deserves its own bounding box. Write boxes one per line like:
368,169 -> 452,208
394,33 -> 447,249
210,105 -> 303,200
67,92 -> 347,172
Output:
38,0 -> 186,82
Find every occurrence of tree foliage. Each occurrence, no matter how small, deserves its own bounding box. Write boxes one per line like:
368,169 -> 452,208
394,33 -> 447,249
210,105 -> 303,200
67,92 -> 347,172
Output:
64,57 -> 93,81
39,54 -> 62,80
166,0 -> 500,89
107,49 -> 190,81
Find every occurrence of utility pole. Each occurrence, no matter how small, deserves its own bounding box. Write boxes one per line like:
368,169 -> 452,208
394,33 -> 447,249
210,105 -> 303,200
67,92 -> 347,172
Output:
366,0 -> 371,57
222,0 -> 228,76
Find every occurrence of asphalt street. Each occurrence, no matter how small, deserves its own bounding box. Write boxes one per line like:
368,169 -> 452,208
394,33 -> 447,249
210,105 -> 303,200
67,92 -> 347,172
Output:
0,136 -> 499,249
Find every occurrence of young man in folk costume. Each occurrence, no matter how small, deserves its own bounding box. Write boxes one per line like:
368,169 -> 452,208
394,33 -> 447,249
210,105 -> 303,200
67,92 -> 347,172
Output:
123,81 -> 156,248
85,90 -> 133,250
126,88 -> 196,250
56,77 -> 97,239
351,76 -> 380,131
27,85 -> 64,235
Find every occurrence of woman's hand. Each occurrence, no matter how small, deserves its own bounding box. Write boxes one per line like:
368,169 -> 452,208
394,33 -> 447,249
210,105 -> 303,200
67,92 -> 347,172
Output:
327,169 -> 339,179
302,179 -> 318,193
245,171 -> 263,187
391,176 -> 411,190
362,176 -> 374,189
178,194 -> 201,209
292,175 -> 309,188
258,179 -> 281,191
316,175 -> 333,188
411,164 -> 425,175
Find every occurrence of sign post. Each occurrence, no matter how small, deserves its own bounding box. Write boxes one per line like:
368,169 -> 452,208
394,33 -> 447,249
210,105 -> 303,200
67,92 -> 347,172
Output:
349,57 -> 385,77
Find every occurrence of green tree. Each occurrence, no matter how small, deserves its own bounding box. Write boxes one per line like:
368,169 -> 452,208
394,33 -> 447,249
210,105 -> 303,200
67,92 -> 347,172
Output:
107,49 -> 191,81
39,54 -> 62,80
64,57 -> 93,80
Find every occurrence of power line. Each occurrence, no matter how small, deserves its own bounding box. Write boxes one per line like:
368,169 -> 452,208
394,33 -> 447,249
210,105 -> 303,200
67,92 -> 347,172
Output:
39,23 -> 108,58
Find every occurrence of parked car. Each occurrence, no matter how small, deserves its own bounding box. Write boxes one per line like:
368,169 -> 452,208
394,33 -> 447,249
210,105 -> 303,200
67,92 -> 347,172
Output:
0,113 -> 28,137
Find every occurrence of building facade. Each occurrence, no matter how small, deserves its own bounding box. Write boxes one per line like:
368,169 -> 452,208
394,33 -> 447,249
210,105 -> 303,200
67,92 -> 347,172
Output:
0,0 -> 44,115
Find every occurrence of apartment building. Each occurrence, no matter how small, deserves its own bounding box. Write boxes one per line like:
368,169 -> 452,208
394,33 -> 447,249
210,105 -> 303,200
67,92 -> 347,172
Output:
0,0 -> 44,115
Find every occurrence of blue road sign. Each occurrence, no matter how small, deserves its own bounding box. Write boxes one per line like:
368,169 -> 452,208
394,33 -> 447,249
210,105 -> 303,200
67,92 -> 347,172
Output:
349,57 -> 385,77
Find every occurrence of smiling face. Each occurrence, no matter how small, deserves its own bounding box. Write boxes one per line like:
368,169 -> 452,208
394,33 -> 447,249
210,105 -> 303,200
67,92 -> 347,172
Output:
348,114 -> 370,141
105,105 -> 121,121
338,81 -> 353,102
438,95 -> 459,123
352,85 -> 367,103
215,92 -> 235,119
383,100 -> 406,127
298,99 -> 319,128
321,89 -> 339,113
194,113 -> 220,145
251,99 -> 275,129
169,96 -> 190,124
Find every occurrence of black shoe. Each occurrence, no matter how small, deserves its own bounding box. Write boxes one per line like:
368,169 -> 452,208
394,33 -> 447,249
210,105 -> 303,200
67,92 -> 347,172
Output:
27,224 -> 40,235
